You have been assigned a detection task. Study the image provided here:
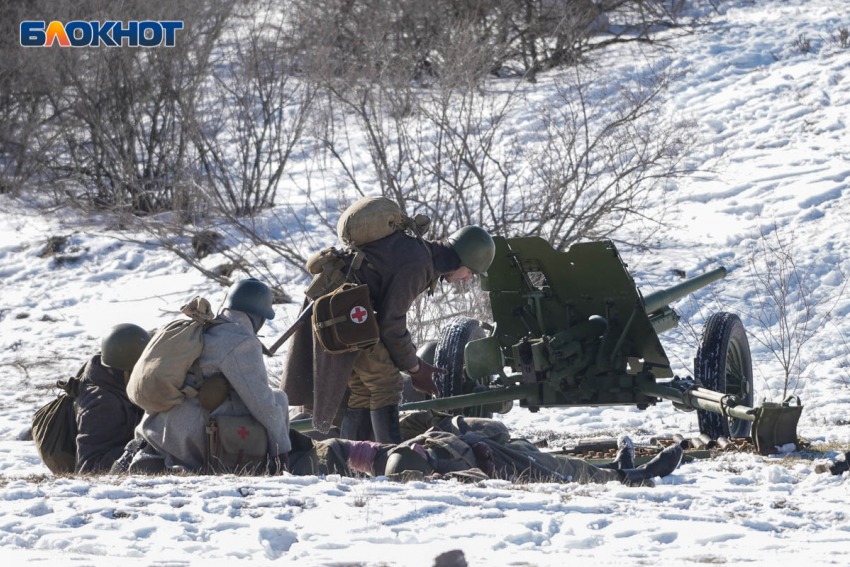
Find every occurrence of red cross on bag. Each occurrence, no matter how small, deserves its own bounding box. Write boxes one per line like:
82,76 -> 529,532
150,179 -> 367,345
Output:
350,306 -> 368,324
236,426 -> 250,440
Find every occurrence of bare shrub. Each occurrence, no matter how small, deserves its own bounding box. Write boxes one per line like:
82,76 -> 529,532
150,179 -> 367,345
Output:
742,223 -> 846,399
22,0 -> 233,214
290,0 -> 693,80
517,63 -> 695,251
0,1 -> 57,196
832,27 -> 849,49
305,23 -> 695,334
794,34 -> 812,54
100,1 -> 317,290
185,1 -> 318,216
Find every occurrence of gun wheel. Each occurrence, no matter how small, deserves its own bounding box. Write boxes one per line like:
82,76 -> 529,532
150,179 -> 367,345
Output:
433,316 -> 491,418
695,312 -> 754,439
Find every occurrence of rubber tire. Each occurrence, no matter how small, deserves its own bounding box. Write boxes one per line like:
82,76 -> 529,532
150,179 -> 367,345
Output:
695,312 -> 754,439
434,316 -> 489,416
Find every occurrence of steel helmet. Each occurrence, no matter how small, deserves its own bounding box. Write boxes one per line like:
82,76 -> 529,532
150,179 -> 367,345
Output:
101,323 -> 151,371
222,278 -> 276,320
446,226 -> 495,276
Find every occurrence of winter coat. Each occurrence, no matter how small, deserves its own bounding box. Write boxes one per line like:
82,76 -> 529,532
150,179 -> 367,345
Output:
457,431 -> 620,484
74,355 -> 143,474
281,232 -> 461,432
136,309 -> 291,472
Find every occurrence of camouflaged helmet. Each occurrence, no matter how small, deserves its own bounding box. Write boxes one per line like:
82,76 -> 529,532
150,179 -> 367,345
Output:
101,323 -> 151,371
416,340 -> 438,367
446,226 -> 495,276
222,278 -> 276,320
385,446 -> 435,476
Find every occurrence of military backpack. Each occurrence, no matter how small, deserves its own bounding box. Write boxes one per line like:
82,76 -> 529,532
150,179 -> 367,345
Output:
127,297 -> 223,413
31,377 -> 82,474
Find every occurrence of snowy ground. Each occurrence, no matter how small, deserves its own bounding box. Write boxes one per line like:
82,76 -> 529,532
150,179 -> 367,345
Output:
2,0 -> 850,565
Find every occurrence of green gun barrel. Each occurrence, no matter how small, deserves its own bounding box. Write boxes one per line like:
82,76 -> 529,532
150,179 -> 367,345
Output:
642,267 -> 727,315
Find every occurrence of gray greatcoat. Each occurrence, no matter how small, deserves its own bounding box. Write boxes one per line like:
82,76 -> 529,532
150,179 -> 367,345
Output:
281,232 -> 460,433
136,309 -> 291,471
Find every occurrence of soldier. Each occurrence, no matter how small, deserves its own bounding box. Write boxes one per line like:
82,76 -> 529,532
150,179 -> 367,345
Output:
74,323 -> 149,473
384,422 -> 683,487
282,225 -> 496,444
121,279 -> 291,474
286,415 -> 683,487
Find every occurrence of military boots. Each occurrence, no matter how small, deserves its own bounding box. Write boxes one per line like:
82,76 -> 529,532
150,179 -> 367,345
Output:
599,435 -> 635,471
620,444 -> 684,487
340,407 -> 372,441
370,405 -> 401,444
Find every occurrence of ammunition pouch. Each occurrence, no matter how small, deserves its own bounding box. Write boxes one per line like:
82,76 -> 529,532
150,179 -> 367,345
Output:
304,247 -> 368,301
204,414 -> 269,475
312,283 -> 379,354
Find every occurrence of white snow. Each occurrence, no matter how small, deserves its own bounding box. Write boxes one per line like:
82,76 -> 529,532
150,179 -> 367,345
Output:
2,0 -> 850,565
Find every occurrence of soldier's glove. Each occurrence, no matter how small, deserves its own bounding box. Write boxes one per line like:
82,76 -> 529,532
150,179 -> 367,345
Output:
408,357 -> 446,399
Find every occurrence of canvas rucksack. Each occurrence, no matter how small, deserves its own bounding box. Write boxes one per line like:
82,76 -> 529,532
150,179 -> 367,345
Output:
127,297 -> 221,414
32,377 -> 82,474
336,196 -> 430,248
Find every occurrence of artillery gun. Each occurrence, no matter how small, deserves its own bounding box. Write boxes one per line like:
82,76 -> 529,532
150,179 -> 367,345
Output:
399,236 -> 802,456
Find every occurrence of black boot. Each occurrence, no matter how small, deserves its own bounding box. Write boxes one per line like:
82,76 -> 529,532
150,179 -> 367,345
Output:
599,435 -> 635,471
340,407 -> 372,441
815,451 -> 850,475
620,444 -> 683,486
370,405 -> 401,444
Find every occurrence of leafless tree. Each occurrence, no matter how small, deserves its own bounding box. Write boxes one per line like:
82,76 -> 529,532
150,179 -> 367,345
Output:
0,1 -> 61,197
185,1 -> 318,216
16,0 -> 234,214
289,0 -> 695,81
518,63 -> 695,251
742,223 -> 846,399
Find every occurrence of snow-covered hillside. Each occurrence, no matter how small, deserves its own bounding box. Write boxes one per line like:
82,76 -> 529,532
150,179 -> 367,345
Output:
1,0 -> 849,565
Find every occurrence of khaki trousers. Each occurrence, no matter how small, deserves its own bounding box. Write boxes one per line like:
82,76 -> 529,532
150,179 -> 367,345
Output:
347,341 -> 403,410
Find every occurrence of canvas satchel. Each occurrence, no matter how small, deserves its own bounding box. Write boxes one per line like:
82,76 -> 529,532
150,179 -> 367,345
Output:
312,283 -> 380,354
204,415 -> 269,475
31,377 -> 82,474
336,196 -> 430,248
127,297 -> 221,414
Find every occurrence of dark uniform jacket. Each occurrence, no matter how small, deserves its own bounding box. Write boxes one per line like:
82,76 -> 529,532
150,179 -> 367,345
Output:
74,355 -> 143,473
281,231 -> 460,433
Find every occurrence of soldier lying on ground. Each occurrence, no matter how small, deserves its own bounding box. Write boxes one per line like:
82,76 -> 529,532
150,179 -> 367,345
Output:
287,412 -> 683,487
73,324 -> 149,473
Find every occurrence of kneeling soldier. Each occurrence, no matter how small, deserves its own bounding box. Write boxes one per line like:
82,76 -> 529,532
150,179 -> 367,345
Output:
75,324 -> 149,473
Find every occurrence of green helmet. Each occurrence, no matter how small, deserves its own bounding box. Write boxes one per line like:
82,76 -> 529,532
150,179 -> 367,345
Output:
416,340 -> 438,366
447,226 -> 495,275
222,278 -> 276,320
101,323 -> 151,371
385,447 -> 435,476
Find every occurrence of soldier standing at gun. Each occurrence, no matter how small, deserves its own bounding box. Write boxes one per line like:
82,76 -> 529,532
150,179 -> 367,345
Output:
280,197 -> 496,443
